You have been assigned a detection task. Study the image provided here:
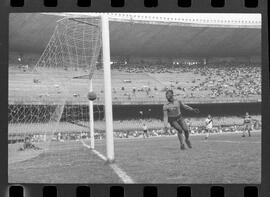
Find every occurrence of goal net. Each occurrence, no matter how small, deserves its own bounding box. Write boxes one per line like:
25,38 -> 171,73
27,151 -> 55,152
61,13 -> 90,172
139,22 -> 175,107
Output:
8,17 -> 103,164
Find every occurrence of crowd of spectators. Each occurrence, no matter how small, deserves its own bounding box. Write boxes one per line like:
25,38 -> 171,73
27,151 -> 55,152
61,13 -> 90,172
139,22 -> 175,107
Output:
110,63 -> 178,73
108,62 -> 261,102
10,57 -> 261,103
8,117 -> 261,144
189,63 -> 261,99
113,119 -> 261,139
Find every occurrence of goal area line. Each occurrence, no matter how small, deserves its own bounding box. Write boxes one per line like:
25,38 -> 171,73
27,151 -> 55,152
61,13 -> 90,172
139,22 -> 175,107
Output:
80,140 -> 134,184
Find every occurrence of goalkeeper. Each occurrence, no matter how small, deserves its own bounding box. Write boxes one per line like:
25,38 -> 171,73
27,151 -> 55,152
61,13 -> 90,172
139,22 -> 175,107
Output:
163,90 -> 199,150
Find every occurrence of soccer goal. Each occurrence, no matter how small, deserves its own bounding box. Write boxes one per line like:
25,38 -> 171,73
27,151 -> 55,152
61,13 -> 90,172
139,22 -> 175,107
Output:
8,15 -> 115,164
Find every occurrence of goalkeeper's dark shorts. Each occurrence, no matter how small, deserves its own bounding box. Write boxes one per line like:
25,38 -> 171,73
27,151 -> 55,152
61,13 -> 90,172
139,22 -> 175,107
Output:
168,114 -> 189,133
168,114 -> 183,125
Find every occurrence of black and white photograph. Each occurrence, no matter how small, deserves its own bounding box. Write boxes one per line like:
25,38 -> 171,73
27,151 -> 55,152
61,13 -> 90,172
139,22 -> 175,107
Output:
8,13 -> 261,184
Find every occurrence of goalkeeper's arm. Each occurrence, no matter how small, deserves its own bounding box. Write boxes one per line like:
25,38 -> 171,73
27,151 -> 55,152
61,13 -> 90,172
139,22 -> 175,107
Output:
179,101 -> 200,113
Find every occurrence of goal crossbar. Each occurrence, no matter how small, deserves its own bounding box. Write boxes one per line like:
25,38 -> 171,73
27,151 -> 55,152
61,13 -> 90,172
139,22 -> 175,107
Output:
68,18 -> 100,27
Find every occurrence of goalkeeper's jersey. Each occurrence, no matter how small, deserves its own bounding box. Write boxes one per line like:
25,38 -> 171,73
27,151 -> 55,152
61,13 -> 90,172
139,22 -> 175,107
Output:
163,101 -> 181,117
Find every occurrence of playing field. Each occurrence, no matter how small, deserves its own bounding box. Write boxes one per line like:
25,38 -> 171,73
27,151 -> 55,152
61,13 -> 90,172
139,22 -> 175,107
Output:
9,131 -> 261,184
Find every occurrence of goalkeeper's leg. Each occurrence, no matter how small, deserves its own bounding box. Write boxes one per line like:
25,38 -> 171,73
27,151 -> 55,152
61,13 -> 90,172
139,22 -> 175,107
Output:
178,118 -> 192,148
170,121 -> 185,150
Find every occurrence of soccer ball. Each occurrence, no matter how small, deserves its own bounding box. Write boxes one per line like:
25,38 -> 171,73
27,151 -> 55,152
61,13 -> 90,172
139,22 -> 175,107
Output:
87,91 -> 97,101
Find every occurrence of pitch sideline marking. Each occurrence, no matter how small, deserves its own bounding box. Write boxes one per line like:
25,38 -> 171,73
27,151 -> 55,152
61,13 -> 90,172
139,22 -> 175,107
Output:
80,140 -> 134,183
92,149 -> 107,161
109,163 -> 134,184
81,140 -> 91,148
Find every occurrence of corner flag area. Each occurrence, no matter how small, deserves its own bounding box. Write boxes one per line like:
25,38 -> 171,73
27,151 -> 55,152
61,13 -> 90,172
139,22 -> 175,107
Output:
9,131 -> 261,184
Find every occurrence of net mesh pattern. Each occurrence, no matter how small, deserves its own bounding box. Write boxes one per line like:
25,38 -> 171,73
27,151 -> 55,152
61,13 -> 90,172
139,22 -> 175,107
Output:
8,17 -> 102,164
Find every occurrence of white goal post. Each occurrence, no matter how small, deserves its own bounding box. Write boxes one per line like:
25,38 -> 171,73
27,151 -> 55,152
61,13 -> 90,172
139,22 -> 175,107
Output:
71,15 -> 115,161
101,15 -> 115,162
67,15 -> 115,161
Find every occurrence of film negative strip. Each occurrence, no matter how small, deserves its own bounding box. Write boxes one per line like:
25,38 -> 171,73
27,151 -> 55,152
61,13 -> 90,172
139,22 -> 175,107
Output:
0,0 -> 269,197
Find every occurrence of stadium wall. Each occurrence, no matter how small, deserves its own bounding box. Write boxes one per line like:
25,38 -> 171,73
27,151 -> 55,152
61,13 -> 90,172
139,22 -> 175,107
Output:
112,55 -> 261,65
9,102 -> 261,123
127,56 -> 205,65
206,56 -> 261,64
112,102 -> 261,120
10,52 -> 261,66
128,56 -> 173,64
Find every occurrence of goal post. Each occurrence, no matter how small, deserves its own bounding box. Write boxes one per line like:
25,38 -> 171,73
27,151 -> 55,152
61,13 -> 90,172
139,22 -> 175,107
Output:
8,15 -> 116,163
101,15 -> 115,163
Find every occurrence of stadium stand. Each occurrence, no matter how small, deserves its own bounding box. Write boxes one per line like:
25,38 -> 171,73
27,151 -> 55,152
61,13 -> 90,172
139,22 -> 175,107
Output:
9,60 -> 261,105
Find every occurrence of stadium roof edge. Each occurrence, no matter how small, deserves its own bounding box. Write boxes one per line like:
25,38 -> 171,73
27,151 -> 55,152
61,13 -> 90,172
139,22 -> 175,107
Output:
41,13 -> 261,29
10,13 -> 261,57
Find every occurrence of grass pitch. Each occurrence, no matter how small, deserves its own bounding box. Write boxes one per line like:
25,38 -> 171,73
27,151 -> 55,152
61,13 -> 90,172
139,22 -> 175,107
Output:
9,132 -> 261,184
